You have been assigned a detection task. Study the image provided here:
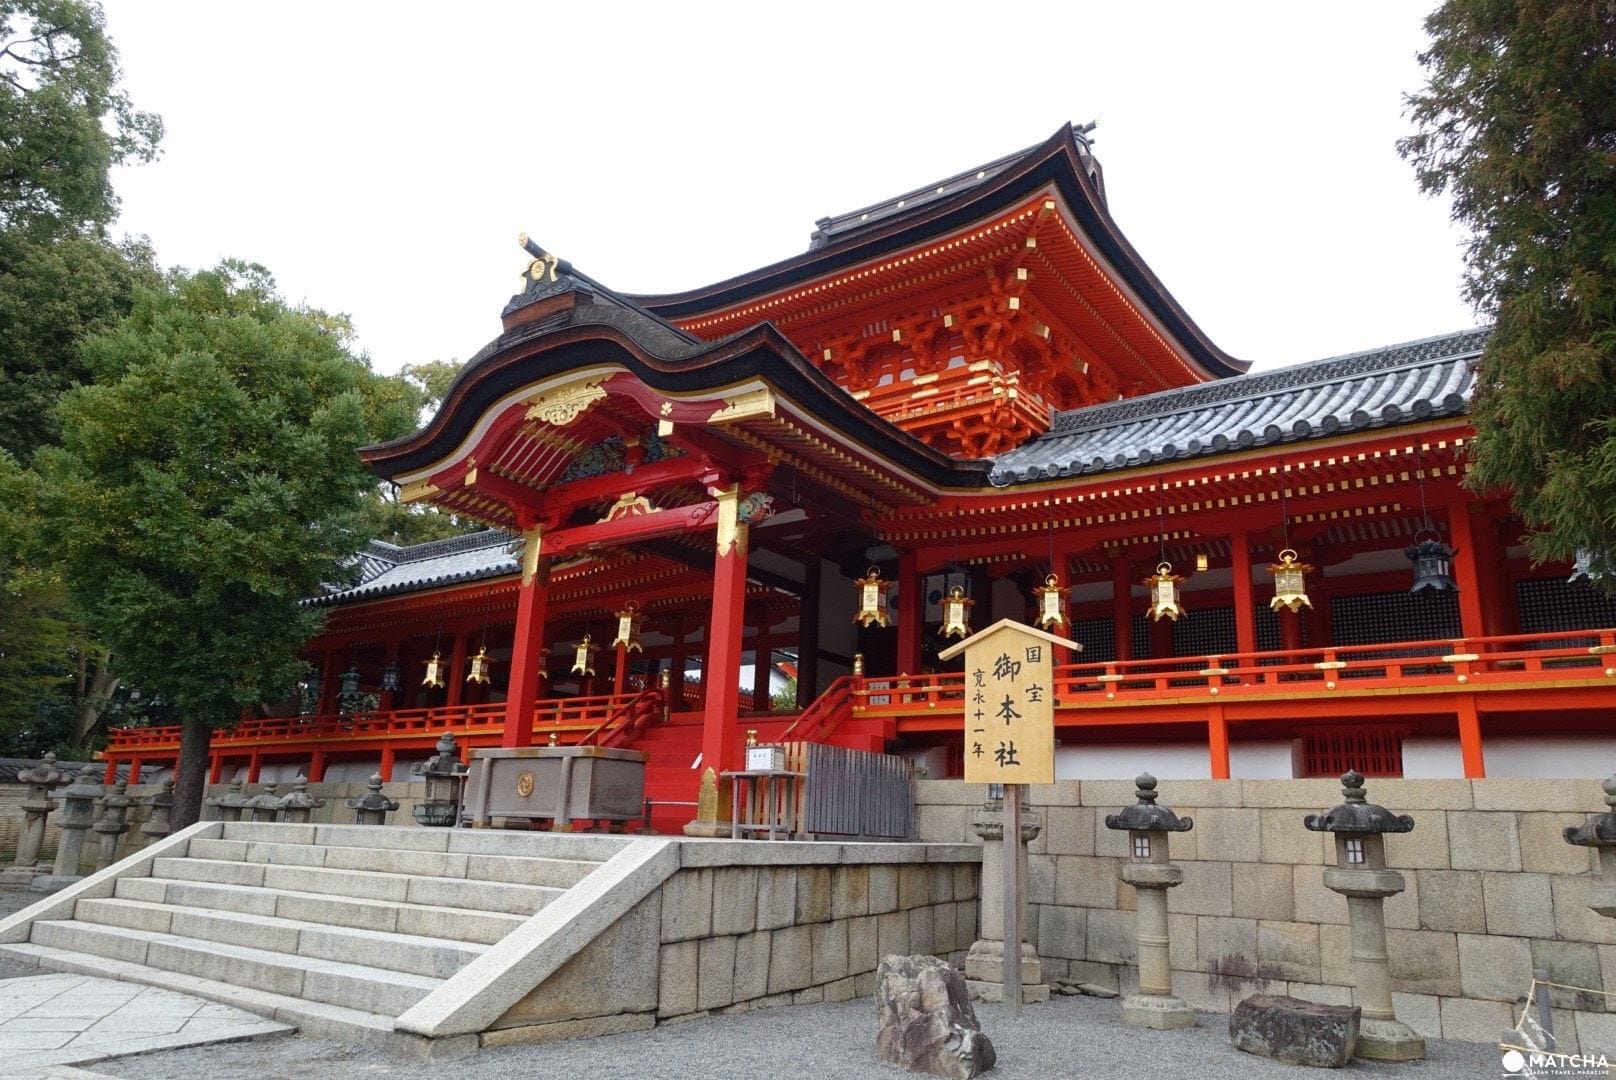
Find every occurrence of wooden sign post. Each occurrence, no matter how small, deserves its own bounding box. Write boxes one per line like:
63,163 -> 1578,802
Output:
940,619 -> 1078,1017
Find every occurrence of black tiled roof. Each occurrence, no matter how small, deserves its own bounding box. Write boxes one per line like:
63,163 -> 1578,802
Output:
307,530 -> 519,607
989,329 -> 1487,485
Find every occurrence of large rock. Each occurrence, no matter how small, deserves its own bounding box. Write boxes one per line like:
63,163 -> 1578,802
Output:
876,955 -> 996,1079
1229,994 -> 1361,1068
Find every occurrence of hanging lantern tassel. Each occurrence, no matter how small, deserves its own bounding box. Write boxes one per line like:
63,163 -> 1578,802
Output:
612,602 -> 644,652
1033,574 -> 1067,631
422,651 -> 446,689
1268,549 -> 1314,613
571,634 -> 599,677
466,646 -> 492,684
1406,532 -> 1459,593
939,585 -> 975,639
853,568 -> 890,628
1145,563 -> 1185,622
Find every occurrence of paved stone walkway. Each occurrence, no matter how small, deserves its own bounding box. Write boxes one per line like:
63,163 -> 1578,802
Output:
0,973 -> 291,1073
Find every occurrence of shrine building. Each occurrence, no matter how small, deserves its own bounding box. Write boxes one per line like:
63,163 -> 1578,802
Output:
101,124 -> 1616,826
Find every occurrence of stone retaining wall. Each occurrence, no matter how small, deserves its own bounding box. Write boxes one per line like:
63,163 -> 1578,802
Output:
486,846 -> 979,1043
915,777 -> 1616,1054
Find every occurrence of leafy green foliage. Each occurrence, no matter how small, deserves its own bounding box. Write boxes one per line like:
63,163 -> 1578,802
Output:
359,357 -> 481,546
39,263 -> 385,822
0,0 -> 162,232
1401,2 -> 1616,571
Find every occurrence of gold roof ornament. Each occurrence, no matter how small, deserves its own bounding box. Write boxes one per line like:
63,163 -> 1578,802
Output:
1145,563 -> 1185,622
1269,549 -> 1314,613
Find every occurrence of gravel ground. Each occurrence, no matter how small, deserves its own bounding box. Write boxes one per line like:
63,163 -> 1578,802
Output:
95,996 -> 1502,1080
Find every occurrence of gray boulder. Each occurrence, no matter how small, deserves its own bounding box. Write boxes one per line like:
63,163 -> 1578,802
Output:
1230,994 -> 1361,1068
876,955 -> 996,1079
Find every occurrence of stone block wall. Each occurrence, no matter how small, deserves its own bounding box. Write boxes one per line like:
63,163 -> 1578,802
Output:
484,847 -> 979,1044
915,777 -> 1616,1053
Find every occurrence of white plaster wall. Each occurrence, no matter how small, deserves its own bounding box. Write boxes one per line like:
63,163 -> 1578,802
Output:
1401,737 -> 1464,779
1479,737 -> 1616,778
1054,742 -> 1211,780
1230,739 -> 1299,779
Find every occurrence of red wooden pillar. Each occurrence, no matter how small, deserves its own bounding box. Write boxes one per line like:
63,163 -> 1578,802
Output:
502,533 -> 551,748
246,751 -> 262,784
701,487 -> 749,778
307,750 -> 326,783
103,760 -> 118,784
446,628 -> 470,708
1445,504 -> 1487,641
1467,504 -> 1510,636
379,747 -> 396,783
125,756 -> 143,785
613,642 -> 630,697
317,648 -> 341,715
1111,557 -> 1133,661
1456,694 -> 1486,778
1230,530 -> 1257,657
1207,704 -> 1230,780
208,754 -> 224,785
896,550 -> 922,676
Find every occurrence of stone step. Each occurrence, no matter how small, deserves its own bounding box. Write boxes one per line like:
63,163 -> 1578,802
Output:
218,820 -> 635,863
149,856 -> 558,915
75,898 -> 485,979
28,920 -> 441,1016
113,875 -> 527,945
187,836 -> 601,889
0,941 -> 398,1042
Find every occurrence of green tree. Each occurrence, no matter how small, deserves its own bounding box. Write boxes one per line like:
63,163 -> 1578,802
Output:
0,0 -> 161,232
1401,2 -> 1616,572
359,357 -> 480,546
40,262 -> 386,826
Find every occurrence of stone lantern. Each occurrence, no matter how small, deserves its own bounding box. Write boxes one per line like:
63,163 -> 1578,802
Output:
1562,773 -> 1616,916
347,773 -> 399,826
963,793 -> 1048,1004
140,780 -> 175,842
204,777 -> 250,822
413,733 -> 468,827
13,752 -> 71,870
277,777 -> 325,824
1104,773 -> 1195,1029
1303,770 -> 1424,1061
52,767 -> 103,879
245,784 -> 285,823
91,779 -> 133,871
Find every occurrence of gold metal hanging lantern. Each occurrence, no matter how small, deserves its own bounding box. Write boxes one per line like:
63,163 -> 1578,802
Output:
853,568 -> 890,628
1032,574 -> 1067,631
570,634 -> 599,677
421,651 -> 446,689
612,602 -> 643,653
1145,563 -> 1185,622
1269,549 -> 1314,613
939,585 -> 975,639
466,645 -> 492,684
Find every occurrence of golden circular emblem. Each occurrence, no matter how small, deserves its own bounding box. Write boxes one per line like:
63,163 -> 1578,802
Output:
515,771 -> 535,798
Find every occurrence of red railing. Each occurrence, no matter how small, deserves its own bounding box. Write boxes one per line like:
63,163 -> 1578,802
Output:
780,676 -> 858,742
582,688 -> 666,748
104,692 -> 651,754
848,627 -> 1616,717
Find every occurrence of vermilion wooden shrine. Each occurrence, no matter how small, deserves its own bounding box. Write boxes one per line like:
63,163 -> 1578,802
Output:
102,124 -> 1616,824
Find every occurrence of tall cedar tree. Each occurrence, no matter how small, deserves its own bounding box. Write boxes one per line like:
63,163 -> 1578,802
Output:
1402,2 -> 1616,572
40,263 -> 410,826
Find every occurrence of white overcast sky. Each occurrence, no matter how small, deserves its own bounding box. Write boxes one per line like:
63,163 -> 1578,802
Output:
97,1 -> 1478,377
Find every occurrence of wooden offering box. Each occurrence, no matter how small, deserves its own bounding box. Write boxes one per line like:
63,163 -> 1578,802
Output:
462,745 -> 648,829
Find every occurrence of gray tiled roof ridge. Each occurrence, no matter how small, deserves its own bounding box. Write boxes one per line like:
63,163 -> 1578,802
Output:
1047,327 -> 1488,437
360,527 -> 517,564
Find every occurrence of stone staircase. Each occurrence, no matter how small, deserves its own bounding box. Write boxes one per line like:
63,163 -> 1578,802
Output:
0,821 -> 633,1040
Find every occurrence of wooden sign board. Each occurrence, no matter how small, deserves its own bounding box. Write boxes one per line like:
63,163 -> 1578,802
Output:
939,619 -> 1077,786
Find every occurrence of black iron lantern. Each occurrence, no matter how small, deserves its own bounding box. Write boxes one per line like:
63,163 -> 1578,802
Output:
379,661 -> 403,694
337,665 -> 365,713
1405,531 -> 1458,593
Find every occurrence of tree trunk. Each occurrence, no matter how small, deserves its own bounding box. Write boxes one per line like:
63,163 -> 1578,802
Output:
74,659 -> 119,748
170,715 -> 213,830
